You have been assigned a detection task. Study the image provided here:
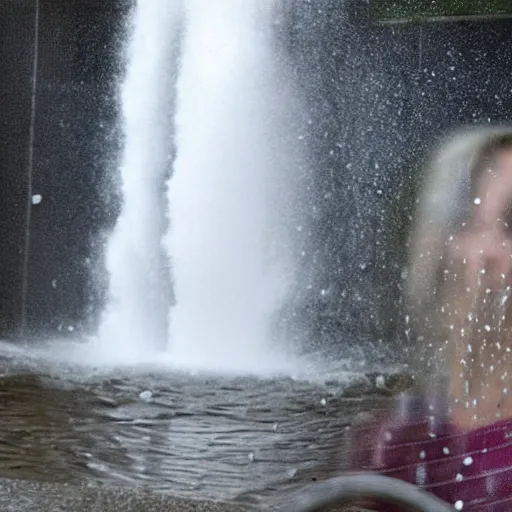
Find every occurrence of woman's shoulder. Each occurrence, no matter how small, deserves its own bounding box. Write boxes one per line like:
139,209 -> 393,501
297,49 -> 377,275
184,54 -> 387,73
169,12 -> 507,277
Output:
348,394 -> 454,472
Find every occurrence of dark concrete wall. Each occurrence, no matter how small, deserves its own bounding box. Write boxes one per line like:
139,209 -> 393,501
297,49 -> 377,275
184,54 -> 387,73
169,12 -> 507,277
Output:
0,0 -> 128,340
25,0 -> 128,339
0,1 -> 36,338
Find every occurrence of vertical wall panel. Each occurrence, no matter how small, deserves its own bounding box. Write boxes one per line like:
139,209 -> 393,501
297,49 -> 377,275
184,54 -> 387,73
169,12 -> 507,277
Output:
0,1 -> 35,338
23,0 -> 128,339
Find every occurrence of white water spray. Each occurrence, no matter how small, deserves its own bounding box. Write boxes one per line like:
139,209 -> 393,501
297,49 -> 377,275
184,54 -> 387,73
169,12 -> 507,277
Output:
166,0 -> 301,373
97,0 -> 303,373
96,0 -> 182,362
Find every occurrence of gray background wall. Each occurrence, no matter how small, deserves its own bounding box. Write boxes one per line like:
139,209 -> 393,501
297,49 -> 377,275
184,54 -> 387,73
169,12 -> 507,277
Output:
283,3 -> 512,359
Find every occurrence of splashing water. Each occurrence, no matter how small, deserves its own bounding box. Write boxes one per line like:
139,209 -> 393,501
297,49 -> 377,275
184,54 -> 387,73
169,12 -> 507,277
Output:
93,0 -> 303,374
95,0 -> 182,363
165,0 -> 302,374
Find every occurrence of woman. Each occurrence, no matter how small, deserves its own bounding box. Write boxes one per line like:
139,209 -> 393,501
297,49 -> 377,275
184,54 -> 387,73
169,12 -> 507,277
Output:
350,129 -> 512,511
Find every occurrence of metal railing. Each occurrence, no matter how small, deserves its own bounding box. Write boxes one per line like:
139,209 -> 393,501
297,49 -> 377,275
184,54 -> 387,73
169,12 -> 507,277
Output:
279,474 -> 454,512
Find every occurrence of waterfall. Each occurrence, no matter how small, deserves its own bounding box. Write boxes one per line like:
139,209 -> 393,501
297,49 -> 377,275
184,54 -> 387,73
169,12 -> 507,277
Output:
97,0 -> 303,374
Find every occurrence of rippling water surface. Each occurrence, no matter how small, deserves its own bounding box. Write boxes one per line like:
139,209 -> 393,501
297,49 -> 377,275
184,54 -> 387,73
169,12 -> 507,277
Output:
0,342 -> 405,506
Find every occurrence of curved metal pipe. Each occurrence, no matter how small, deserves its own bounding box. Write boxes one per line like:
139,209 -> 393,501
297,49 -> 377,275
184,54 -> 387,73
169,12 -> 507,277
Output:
279,474 -> 454,512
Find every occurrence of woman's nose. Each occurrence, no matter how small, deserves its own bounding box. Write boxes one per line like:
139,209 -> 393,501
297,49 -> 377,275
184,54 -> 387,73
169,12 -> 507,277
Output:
480,232 -> 512,286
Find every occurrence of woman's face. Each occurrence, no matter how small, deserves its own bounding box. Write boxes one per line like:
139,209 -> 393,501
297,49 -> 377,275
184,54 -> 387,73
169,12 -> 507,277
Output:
448,148 -> 512,290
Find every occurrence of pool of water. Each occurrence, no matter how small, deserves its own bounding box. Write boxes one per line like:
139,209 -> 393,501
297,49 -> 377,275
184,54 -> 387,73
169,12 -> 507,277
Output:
0,342 -> 406,507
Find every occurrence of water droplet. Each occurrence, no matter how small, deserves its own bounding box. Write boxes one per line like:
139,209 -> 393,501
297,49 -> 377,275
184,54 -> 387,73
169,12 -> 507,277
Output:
463,456 -> 473,466
474,197 -> 481,205
375,375 -> 385,389
139,390 -> 152,401
32,194 -> 42,205
248,452 -> 254,462
443,447 -> 450,455
455,500 -> 464,510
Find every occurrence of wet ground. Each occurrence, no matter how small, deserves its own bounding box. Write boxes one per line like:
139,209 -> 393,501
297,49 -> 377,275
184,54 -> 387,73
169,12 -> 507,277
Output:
0,478 -> 246,512
0,342 -> 411,510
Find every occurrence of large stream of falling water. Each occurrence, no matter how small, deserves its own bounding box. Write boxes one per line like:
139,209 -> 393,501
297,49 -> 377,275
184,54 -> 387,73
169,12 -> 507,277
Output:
97,0 -> 303,374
